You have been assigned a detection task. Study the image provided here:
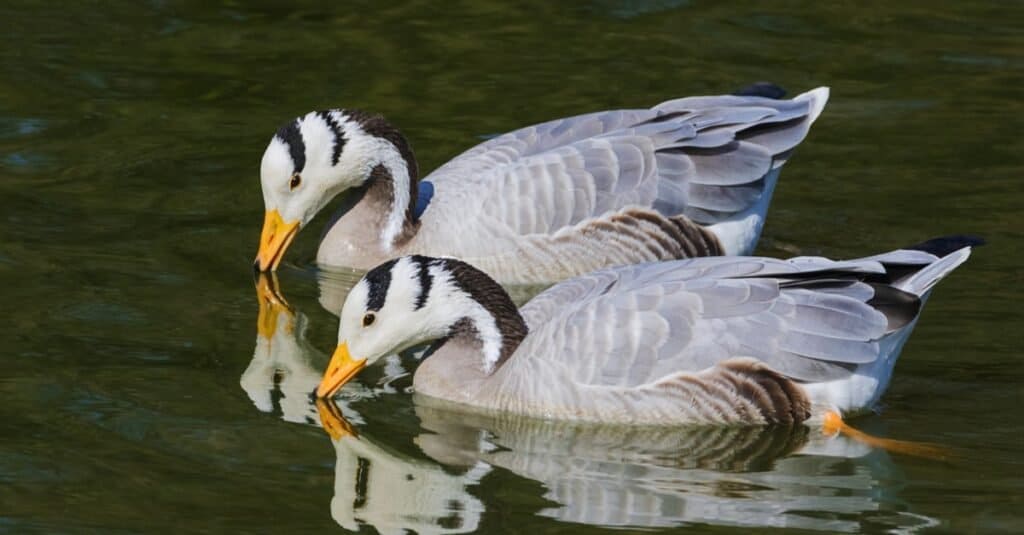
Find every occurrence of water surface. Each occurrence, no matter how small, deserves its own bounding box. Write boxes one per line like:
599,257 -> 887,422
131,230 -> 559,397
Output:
1,1 -> 1021,533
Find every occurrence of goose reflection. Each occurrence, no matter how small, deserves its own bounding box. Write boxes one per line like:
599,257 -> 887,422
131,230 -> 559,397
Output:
315,266 -> 365,319
241,274 -> 374,425
412,400 -> 896,532
315,397 -> 937,533
316,399 -> 488,534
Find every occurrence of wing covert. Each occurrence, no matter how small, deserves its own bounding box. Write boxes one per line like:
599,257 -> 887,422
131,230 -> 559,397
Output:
511,256 -> 894,390
423,88 -> 829,240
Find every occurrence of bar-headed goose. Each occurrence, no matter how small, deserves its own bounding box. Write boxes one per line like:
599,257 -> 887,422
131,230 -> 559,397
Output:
256,85 -> 829,283
315,236 -> 980,426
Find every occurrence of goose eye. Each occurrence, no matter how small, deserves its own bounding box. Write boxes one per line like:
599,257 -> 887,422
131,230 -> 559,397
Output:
362,312 -> 375,327
289,174 -> 301,190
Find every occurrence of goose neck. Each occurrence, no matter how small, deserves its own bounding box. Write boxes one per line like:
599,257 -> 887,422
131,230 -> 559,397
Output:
430,259 -> 529,375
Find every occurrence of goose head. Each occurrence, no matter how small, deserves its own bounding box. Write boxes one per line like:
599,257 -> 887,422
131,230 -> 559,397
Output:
316,255 -> 527,398
255,110 -> 419,271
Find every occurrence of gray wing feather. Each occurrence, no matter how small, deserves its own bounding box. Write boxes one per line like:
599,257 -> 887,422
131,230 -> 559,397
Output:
427,88 -> 828,236
862,249 -> 939,265
515,256 -> 893,389
654,94 -> 821,157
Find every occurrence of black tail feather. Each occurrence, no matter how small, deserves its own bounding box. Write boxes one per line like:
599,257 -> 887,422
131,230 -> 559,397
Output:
733,82 -> 787,99
904,235 -> 985,257
866,283 -> 922,332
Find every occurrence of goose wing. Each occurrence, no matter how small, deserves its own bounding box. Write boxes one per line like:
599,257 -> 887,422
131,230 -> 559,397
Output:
509,254 -> 923,390
422,89 -> 828,253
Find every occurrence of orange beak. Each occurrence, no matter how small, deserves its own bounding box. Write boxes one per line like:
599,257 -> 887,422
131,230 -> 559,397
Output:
316,342 -> 366,398
255,209 -> 300,271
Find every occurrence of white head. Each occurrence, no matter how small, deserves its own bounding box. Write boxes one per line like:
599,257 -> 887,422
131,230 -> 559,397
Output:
255,110 -> 419,271
316,256 -> 528,398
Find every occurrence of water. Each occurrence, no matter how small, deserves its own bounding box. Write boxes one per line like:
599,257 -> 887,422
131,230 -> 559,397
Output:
1,1 -> 1021,533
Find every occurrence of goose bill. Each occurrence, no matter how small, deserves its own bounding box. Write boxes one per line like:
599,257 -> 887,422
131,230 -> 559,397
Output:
316,342 -> 366,398
255,209 -> 299,271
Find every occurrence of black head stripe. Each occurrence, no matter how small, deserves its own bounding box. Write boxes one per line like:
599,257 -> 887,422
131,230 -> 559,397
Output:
275,119 -> 306,173
317,110 -> 346,166
342,109 -> 418,182
435,257 -> 528,366
410,255 -> 434,310
363,258 -> 399,311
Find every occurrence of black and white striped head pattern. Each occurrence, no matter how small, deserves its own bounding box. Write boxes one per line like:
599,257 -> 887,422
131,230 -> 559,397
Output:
338,256 -> 527,374
260,110 -> 417,236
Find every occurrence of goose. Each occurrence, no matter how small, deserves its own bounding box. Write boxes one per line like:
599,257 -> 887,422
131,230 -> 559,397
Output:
255,84 -> 830,284
314,236 -> 980,426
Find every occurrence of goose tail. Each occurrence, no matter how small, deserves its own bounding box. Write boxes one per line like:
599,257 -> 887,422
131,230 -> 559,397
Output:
730,83 -> 830,124
796,86 -> 830,125
700,84 -> 830,255
897,235 -> 984,297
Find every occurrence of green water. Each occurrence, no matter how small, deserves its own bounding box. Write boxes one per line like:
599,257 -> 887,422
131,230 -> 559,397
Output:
2,1 -> 1022,533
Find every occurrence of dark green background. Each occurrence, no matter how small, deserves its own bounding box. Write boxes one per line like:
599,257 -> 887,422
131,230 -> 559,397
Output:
1,1 -> 1021,533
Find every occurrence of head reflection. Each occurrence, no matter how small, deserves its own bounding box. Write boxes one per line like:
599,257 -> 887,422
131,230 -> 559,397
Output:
317,398 -> 487,534
241,274 -> 325,425
242,273 -> 379,425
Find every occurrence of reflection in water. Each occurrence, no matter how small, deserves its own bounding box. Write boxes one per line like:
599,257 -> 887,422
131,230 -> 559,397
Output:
317,399 -> 489,534
315,266 -> 366,319
312,394 -> 939,533
412,400 -> 937,532
248,273 -> 938,533
241,274 -> 371,425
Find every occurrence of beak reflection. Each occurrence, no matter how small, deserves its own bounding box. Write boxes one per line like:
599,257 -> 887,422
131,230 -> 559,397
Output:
255,272 -> 293,339
316,398 -> 358,440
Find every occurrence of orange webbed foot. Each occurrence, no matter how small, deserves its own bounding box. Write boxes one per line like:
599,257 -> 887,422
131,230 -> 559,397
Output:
822,411 -> 955,461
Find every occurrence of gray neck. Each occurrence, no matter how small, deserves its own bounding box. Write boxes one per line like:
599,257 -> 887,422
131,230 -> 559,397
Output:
318,157 -> 420,256
364,161 -> 420,249
347,110 -> 421,250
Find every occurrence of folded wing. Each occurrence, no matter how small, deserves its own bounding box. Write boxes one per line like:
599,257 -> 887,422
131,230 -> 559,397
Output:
515,254 -> 923,388
424,89 -> 828,252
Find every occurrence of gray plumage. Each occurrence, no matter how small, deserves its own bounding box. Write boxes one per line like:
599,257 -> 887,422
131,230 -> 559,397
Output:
312,88 -> 830,283
406,240 -> 976,424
